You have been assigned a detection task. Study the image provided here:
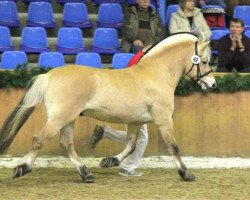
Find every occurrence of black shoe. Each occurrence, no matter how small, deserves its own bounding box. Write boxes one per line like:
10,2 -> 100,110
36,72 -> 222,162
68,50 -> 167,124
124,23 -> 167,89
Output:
90,125 -> 104,148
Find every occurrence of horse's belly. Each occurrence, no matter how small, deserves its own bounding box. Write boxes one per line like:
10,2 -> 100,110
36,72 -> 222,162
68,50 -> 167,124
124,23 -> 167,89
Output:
82,107 -> 152,124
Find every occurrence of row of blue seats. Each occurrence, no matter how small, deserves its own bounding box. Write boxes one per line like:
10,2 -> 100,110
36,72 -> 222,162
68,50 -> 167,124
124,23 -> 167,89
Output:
0,0 -> 155,5
0,27 -> 121,54
1,26 -> 250,55
2,1 -> 250,30
0,2 -> 124,29
0,51 -> 135,69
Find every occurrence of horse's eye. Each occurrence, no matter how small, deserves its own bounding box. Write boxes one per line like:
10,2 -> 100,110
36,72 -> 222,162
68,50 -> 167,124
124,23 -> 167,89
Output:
202,61 -> 207,65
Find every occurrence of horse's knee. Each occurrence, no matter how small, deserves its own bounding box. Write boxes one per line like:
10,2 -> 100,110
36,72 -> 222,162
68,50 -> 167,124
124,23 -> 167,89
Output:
32,136 -> 43,150
60,140 -> 73,152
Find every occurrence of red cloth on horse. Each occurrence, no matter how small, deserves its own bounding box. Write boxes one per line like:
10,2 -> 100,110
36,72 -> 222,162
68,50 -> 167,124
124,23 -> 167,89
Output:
127,50 -> 144,67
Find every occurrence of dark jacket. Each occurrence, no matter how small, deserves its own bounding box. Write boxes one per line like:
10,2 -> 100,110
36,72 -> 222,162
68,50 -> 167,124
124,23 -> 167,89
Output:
121,5 -> 166,52
218,34 -> 250,72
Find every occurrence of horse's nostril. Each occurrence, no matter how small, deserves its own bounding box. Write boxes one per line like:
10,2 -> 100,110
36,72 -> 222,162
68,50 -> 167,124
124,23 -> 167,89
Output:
212,83 -> 217,88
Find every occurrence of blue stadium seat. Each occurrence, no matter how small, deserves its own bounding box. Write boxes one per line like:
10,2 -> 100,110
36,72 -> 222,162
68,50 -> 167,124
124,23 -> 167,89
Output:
57,27 -> 86,54
97,3 -> 123,29
92,0 -> 123,4
165,4 -> 179,27
91,28 -> 120,55
0,1 -> 20,27
0,51 -> 28,70
38,52 -> 65,68
20,27 -> 50,53
23,0 -> 52,5
233,6 -> 250,30
75,52 -> 102,68
0,26 -> 14,52
245,30 -> 250,38
0,0 -> 18,2
210,29 -> 230,63
62,3 -> 93,28
57,0 -> 86,4
112,53 -> 134,69
27,2 -> 56,28
210,29 -> 230,41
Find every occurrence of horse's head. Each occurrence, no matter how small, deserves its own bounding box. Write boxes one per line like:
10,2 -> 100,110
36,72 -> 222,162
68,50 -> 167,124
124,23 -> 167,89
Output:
185,33 -> 216,91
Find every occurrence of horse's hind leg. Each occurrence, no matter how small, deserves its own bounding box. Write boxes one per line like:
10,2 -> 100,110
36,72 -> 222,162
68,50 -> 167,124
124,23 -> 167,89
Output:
99,124 -> 140,168
60,122 -> 94,183
157,117 -> 195,181
13,120 -> 63,178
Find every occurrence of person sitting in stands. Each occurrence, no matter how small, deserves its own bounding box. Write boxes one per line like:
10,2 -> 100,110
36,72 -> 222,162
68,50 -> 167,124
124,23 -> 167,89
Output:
217,18 -> 250,72
169,0 -> 211,41
121,0 -> 165,53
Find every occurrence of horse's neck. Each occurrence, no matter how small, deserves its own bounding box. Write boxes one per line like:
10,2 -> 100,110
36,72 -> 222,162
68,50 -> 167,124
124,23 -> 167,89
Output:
139,49 -> 188,90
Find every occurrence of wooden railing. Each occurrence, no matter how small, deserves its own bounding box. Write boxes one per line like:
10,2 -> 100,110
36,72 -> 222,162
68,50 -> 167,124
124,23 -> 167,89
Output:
0,89 -> 250,157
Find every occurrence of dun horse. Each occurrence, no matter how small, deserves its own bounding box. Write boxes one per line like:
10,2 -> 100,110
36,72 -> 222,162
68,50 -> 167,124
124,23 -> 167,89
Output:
0,32 -> 216,183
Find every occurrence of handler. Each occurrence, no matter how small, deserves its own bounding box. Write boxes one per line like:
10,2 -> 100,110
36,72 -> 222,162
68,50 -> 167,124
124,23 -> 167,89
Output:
90,46 -> 150,177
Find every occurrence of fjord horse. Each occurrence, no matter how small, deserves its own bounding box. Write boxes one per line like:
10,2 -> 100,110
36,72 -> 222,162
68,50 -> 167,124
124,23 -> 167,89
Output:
0,32 -> 216,183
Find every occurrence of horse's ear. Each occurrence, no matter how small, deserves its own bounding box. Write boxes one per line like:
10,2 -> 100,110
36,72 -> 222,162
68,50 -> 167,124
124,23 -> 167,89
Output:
198,41 -> 210,57
197,30 -> 206,44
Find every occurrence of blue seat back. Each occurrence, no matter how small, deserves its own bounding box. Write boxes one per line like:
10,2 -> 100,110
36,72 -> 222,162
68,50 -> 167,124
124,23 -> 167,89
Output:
57,0 -> 86,4
0,26 -> 13,51
23,0 -> 52,4
21,27 -> 49,52
165,4 -> 179,27
245,30 -> 250,38
233,6 -> 250,29
1,51 -> 27,69
57,27 -> 84,48
38,52 -> 65,68
27,2 -> 56,28
92,28 -> 120,49
112,53 -> 134,69
210,29 -> 230,40
63,3 -> 89,23
97,3 -> 123,25
76,52 -> 102,68
92,0 -> 123,4
0,1 -> 20,27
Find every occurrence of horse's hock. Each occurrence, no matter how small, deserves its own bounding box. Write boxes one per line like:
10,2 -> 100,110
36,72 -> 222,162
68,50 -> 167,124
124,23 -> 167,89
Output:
0,89 -> 250,157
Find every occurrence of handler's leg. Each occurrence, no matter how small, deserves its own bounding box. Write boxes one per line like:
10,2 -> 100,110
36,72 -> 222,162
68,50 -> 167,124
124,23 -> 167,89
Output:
90,125 -> 127,148
120,124 -> 148,176
99,124 -> 140,168
60,122 -> 94,183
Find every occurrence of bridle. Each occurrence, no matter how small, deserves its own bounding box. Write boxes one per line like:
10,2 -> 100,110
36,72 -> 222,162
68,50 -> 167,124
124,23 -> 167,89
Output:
186,41 -> 213,82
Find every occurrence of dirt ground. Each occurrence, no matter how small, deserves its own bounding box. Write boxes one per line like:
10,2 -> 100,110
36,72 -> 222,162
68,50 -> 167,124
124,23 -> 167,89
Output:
0,168 -> 249,200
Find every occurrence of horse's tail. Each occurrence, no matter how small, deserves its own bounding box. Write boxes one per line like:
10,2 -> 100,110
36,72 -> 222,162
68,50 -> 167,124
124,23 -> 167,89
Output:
0,74 -> 50,154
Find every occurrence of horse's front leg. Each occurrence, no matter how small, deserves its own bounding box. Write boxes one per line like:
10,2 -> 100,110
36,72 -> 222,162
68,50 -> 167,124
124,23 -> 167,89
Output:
60,122 -> 94,183
157,117 -> 195,181
99,124 -> 140,168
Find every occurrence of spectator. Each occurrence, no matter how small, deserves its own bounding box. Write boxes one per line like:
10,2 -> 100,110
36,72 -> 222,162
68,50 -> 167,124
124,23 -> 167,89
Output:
217,18 -> 250,72
90,46 -> 152,177
169,0 -> 211,40
121,0 -> 165,53
196,0 -> 227,10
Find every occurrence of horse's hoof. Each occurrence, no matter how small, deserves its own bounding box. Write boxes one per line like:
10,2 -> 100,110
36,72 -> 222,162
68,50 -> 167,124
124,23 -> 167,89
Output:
83,173 -> 95,183
99,157 -> 120,168
13,163 -> 32,178
178,169 -> 195,182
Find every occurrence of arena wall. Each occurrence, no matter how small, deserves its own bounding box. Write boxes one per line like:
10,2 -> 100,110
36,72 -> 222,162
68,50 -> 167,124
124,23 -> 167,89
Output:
0,89 -> 249,157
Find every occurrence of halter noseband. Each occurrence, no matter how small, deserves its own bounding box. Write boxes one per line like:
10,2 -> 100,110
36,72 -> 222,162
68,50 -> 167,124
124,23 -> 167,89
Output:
186,41 -> 213,82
